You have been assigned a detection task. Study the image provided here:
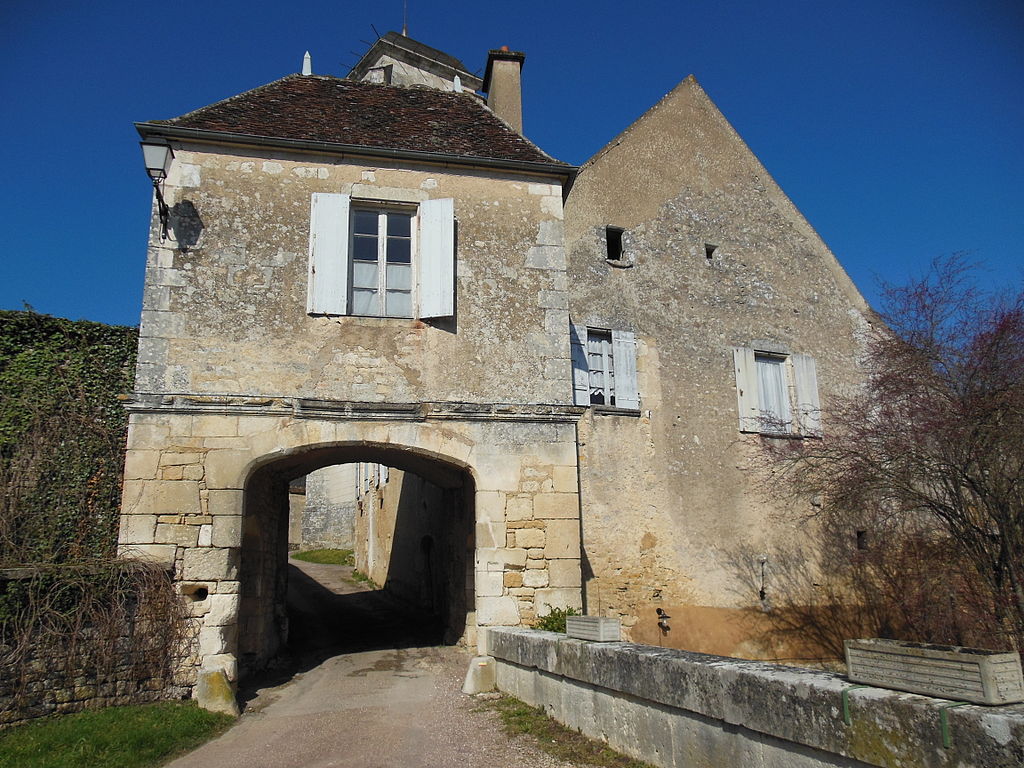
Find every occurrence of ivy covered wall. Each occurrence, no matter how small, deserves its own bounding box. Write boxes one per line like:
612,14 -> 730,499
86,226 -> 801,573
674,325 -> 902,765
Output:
0,310 -> 137,564
0,312 -> 187,728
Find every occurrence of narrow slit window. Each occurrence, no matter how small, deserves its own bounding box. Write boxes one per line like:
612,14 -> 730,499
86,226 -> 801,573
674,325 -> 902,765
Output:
606,227 -> 624,261
705,243 -> 717,260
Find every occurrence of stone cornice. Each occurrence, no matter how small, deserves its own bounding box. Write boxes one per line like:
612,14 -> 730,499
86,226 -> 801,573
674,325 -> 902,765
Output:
123,393 -> 585,424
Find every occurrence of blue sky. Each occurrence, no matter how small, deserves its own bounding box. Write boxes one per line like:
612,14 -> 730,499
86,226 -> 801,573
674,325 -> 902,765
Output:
1,0 -> 1021,326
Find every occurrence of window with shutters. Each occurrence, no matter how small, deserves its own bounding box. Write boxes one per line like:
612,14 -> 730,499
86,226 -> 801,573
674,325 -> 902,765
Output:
307,193 -> 455,319
733,347 -> 822,436
571,323 -> 639,410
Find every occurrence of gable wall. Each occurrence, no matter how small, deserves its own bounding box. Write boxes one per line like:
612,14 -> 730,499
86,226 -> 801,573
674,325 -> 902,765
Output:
361,53 -> 463,90
564,77 -> 873,657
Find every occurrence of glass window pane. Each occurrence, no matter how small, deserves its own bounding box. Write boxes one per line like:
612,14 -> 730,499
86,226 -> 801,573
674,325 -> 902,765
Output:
587,330 -> 612,404
387,237 -> 411,263
352,261 -> 378,290
385,290 -> 412,317
387,212 -> 412,238
352,287 -> 379,315
352,235 -> 377,262
386,263 -> 412,291
353,210 -> 378,236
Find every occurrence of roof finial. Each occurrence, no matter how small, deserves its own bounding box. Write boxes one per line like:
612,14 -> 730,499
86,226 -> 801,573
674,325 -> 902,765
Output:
302,51 -> 312,76
402,0 -> 408,36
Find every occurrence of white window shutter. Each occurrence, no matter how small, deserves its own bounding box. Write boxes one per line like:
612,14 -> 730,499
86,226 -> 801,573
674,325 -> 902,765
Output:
418,198 -> 455,318
792,353 -> 823,436
307,193 -> 350,315
570,322 -> 590,405
612,330 -> 639,409
733,347 -> 760,432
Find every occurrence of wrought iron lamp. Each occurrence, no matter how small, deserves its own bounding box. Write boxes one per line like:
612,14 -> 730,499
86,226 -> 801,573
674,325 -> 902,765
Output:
139,141 -> 174,240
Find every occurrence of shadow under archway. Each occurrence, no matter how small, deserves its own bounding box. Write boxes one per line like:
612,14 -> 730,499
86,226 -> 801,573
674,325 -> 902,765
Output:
236,442 -> 475,687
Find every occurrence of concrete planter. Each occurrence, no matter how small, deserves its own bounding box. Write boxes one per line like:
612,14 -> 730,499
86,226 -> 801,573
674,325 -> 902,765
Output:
845,638 -> 1024,705
566,616 -> 620,642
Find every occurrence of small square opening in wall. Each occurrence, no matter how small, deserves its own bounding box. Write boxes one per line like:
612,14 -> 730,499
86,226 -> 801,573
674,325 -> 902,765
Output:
606,226 -> 624,261
705,243 -> 718,260
856,530 -> 869,550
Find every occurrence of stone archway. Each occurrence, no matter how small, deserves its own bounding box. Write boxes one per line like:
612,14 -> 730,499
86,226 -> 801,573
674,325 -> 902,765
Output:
237,441 -> 475,676
118,399 -> 584,707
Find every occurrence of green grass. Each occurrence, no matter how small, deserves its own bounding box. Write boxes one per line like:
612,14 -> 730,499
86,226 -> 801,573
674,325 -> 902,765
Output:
0,701 -> 234,768
481,695 -> 655,768
291,548 -> 354,565
348,569 -> 379,588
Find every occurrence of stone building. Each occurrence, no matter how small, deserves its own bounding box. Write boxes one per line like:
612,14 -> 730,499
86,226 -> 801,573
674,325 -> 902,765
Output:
564,77 -> 871,654
118,31 -> 872,701
287,465 -> 357,551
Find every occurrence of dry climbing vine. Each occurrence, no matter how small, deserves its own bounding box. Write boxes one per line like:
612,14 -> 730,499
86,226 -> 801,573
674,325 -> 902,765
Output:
0,310 -> 188,724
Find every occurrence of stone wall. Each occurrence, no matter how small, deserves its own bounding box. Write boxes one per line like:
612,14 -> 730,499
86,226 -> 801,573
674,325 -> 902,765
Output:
0,569 -> 188,729
353,465 -> 472,641
118,404 -> 584,690
563,76 -> 875,655
136,146 -> 571,408
486,627 -> 1024,768
300,464 -> 357,550
0,641 -> 182,730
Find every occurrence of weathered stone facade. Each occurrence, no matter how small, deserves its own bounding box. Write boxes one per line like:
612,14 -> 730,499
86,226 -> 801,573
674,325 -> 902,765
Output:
292,464 -> 357,550
564,77 -> 872,654
120,37 -> 582,700
119,32 -> 876,706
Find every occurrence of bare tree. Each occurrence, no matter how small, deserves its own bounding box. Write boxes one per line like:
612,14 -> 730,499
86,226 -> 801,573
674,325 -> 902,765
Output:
761,257 -> 1024,651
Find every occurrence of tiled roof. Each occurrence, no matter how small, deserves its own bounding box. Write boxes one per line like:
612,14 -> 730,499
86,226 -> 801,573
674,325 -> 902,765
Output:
143,75 -> 568,169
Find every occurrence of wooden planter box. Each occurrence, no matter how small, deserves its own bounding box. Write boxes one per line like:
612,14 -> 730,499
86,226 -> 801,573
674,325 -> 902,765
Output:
566,616 -> 621,642
845,638 -> 1024,705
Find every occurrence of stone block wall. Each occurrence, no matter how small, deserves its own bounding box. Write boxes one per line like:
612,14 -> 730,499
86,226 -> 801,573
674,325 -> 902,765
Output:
487,628 -> 1024,768
563,76 -> 876,655
0,642 -> 184,730
137,147 -> 572,409
0,567 -> 190,730
299,464 -> 357,550
118,403 -> 585,689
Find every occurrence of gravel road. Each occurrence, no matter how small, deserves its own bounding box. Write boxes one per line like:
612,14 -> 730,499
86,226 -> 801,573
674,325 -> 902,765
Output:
166,558 -> 577,768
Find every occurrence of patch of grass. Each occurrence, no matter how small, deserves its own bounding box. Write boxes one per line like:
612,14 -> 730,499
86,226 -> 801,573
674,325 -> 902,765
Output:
291,548 -> 354,566
348,569 -> 378,588
481,695 -> 655,768
0,701 -> 234,768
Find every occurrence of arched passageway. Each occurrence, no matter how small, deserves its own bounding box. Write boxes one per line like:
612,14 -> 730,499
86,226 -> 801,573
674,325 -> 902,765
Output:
237,443 -> 475,679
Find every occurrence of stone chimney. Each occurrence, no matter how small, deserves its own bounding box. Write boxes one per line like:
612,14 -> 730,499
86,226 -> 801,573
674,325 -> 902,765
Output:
484,46 -> 526,134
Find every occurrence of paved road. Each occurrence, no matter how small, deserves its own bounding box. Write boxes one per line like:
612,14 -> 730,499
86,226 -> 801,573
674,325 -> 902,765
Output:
168,559 -> 573,768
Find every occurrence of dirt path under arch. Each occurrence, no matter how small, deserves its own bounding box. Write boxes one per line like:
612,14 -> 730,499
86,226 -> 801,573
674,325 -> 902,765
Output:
166,558 -> 575,768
